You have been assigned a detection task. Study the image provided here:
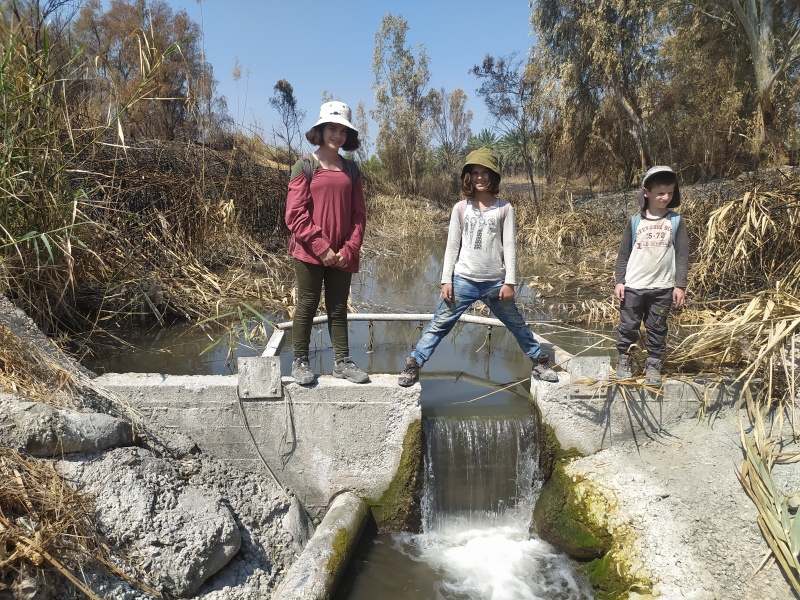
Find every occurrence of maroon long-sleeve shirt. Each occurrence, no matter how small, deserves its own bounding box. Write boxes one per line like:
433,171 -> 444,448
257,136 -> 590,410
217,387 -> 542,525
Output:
284,157 -> 366,273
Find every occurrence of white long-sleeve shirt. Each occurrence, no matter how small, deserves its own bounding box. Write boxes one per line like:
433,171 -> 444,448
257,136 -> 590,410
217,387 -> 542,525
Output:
441,198 -> 516,285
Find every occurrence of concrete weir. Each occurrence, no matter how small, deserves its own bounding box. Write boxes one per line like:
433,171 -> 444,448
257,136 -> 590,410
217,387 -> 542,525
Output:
94,332 -> 745,599
96,370 -> 420,520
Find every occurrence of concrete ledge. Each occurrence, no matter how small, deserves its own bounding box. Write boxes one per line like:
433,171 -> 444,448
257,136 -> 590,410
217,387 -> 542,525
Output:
272,492 -> 369,600
532,374 -> 744,455
95,373 -> 420,518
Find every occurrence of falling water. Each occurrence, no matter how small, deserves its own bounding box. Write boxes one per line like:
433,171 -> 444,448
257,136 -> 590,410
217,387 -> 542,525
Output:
421,417 -> 539,532
344,417 -> 595,600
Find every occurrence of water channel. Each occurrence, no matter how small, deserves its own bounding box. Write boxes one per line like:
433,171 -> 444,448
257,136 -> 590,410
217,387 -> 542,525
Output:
84,237 -> 611,600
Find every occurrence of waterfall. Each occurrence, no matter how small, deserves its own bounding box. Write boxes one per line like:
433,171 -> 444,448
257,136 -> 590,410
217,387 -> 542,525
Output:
421,417 -> 539,532
382,417 -> 596,600
337,415 -> 593,600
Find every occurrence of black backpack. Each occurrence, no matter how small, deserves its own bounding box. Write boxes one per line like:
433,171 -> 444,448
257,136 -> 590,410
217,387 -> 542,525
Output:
301,154 -> 360,186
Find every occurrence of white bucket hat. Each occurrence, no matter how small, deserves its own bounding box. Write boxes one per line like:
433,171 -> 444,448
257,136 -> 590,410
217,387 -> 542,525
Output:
313,101 -> 358,134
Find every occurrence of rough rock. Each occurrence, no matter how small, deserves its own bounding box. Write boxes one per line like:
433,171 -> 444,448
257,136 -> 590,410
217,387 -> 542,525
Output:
59,447 -> 242,598
0,393 -> 134,456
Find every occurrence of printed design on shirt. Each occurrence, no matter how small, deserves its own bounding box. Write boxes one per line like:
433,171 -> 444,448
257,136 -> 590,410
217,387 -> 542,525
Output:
464,207 -> 497,250
635,219 -> 674,250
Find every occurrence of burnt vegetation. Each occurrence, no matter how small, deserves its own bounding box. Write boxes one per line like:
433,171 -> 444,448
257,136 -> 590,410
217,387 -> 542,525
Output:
1,0 -> 800,596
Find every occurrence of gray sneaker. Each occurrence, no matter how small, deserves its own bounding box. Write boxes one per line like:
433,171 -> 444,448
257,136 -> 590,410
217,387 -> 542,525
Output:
644,357 -> 662,386
291,357 -> 315,385
531,356 -> 558,382
398,357 -> 420,387
615,353 -> 633,379
333,357 -> 369,383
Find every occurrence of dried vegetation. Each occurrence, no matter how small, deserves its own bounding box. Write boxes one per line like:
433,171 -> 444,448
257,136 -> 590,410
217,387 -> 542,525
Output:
0,447 -> 159,599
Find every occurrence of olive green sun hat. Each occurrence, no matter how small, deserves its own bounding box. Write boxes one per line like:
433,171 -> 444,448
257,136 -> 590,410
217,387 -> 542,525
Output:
461,147 -> 501,182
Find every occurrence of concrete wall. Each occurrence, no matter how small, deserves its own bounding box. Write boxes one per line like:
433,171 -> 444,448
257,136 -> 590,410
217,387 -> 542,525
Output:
532,359 -> 744,454
95,372 -> 420,518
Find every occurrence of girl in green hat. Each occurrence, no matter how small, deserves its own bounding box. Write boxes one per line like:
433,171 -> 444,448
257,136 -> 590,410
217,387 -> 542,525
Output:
398,148 -> 558,386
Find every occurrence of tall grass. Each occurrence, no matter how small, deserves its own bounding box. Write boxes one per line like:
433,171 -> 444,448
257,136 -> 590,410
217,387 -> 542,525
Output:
0,21 -> 292,344
0,27 -> 85,334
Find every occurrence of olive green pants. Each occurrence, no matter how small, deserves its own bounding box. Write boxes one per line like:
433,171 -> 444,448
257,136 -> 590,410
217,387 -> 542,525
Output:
292,258 -> 352,361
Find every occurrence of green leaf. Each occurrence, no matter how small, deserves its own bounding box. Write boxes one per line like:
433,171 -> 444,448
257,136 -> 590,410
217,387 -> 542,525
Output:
39,233 -> 54,263
789,511 -> 800,558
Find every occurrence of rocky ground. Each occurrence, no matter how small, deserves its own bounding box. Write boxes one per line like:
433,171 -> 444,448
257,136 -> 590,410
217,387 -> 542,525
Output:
0,296 -> 305,599
567,410 -> 799,599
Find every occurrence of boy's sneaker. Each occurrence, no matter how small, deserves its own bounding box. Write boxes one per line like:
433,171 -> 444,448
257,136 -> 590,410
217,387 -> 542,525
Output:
531,356 -> 558,382
291,357 -> 315,385
644,357 -> 662,386
398,357 -> 420,387
615,353 -> 633,379
333,357 -> 369,383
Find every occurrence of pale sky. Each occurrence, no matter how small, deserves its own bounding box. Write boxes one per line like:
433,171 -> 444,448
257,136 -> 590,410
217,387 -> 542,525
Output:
164,0 -> 535,147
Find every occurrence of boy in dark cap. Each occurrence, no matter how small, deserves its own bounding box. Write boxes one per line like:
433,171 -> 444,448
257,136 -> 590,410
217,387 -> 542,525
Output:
614,166 -> 689,385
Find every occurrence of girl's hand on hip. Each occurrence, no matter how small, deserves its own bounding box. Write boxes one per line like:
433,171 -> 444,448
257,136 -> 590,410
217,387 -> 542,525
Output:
440,283 -> 453,302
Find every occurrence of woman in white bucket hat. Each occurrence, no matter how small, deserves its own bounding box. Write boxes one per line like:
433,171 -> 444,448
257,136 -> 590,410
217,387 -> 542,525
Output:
284,101 -> 368,385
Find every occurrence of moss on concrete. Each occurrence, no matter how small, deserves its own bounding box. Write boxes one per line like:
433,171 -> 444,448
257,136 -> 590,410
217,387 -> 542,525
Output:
530,398 -> 582,480
326,527 -> 352,579
530,394 -> 652,598
533,461 -> 611,559
365,419 -> 423,532
585,539 -> 653,600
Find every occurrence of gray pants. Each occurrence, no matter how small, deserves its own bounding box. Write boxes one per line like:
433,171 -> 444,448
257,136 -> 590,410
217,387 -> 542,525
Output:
616,287 -> 673,358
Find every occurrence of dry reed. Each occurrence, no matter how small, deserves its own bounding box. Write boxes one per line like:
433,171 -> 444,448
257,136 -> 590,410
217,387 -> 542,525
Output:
0,447 -> 159,598
365,193 -> 447,240
737,389 -> 800,594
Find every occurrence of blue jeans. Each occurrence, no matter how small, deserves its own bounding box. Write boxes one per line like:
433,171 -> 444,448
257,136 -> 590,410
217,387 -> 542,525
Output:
410,275 -> 544,367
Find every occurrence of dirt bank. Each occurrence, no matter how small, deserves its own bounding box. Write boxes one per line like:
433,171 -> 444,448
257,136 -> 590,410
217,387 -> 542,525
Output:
567,412 -> 799,599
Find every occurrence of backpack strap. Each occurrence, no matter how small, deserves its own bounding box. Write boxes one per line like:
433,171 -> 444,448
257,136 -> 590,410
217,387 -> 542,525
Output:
301,154 -> 314,186
341,157 -> 360,185
631,211 -> 681,249
302,154 -> 360,186
457,199 -> 468,228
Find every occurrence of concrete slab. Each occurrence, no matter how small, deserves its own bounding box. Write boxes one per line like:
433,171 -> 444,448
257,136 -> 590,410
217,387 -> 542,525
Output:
237,356 -> 282,398
95,373 -> 421,519
564,355 -> 611,381
531,374 -> 744,455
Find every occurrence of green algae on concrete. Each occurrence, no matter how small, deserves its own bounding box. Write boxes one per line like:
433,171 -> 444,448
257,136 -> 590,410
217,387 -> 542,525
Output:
533,459 -> 653,598
366,419 -> 423,532
531,399 -> 652,598
585,549 -> 652,600
327,527 -> 353,579
533,461 -> 611,559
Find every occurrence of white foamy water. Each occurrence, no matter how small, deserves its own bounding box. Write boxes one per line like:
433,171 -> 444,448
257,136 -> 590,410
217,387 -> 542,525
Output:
391,520 -> 593,600
336,418 -> 594,600
395,418 -> 593,599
